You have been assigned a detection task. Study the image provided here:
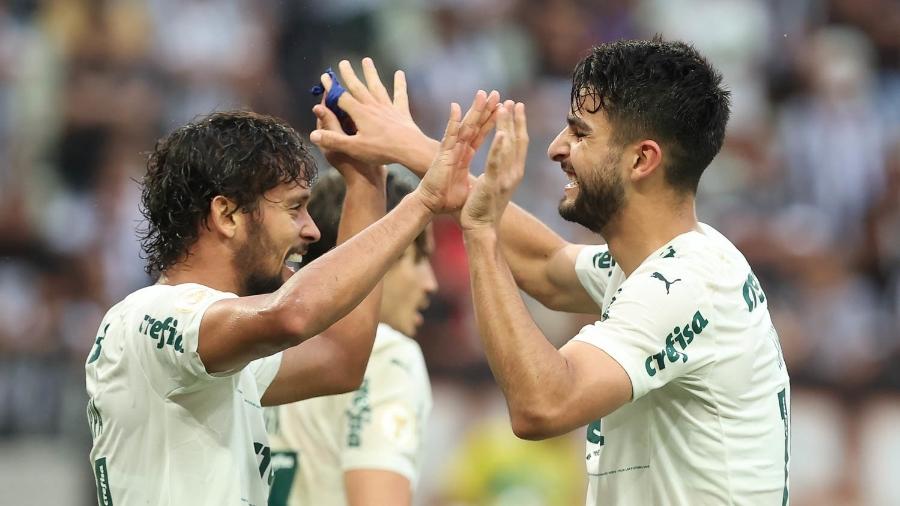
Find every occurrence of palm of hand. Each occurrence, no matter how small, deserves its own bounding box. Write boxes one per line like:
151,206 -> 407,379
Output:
460,174 -> 495,229
460,101 -> 527,230
420,138 -> 471,214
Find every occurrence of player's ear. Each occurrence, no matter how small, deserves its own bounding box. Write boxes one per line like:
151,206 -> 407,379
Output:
208,195 -> 241,239
628,139 -> 662,182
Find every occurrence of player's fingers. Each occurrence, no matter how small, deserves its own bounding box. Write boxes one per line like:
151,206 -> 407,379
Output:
439,103 -> 463,151
481,90 -> 501,126
322,72 -> 362,115
321,72 -> 333,91
309,128 -> 355,153
461,90 -> 487,129
459,135 -> 478,170
485,130 -> 509,179
459,90 -> 487,144
514,102 -> 529,166
498,101 -> 515,143
471,107 -> 499,152
361,57 -> 392,104
312,104 -> 342,133
393,70 -> 410,115
338,60 -> 373,103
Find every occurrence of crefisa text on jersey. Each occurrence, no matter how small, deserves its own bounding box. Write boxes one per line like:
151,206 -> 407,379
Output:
644,311 -> 710,377
139,314 -> 186,353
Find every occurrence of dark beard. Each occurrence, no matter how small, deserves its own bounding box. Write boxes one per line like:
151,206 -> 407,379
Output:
240,270 -> 284,297
234,219 -> 284,296
558,158 -> 626,235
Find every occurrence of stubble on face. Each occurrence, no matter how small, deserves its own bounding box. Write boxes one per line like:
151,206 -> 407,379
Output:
558,147 -> 627,234
234,216 -> 285,296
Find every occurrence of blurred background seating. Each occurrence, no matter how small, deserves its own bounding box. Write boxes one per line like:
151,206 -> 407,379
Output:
0,1 -> 897,504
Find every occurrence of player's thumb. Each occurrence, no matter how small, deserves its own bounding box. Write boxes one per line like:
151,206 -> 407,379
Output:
312,104 -> 343,133
309,129 -> 351,153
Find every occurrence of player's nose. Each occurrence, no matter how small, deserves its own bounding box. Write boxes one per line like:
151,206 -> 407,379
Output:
548,126 -> 569,162
301,211 -> 321,243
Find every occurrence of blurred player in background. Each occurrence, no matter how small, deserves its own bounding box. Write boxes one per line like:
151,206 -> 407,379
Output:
266,168 -> 435,506
84,105 -> 479,505
311,42 -> 791,505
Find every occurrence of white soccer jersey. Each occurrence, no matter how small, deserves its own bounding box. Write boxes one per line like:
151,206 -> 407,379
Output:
85,283 -> 283,506
265,323 -> 432,506
572,223 -> 790,506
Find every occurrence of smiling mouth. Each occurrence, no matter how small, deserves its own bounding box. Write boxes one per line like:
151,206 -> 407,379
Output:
284,252 -> 304,273
563,167 -> 579,189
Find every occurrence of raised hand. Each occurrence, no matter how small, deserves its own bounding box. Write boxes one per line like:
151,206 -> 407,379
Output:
312,92 -> 385,187
308,58 -> 501,176
456,89 -> 501,169
413,103 -> 476,215
460,101 -> 529,231
308,58 -> 430,168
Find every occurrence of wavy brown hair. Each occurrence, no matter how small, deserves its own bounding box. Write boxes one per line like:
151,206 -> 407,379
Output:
139,111 -> 317,275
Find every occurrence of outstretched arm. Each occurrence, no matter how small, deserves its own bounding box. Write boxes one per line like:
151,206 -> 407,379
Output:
460,103 -> 630,439
261,99 -> 387,402
309,59 -> 598,313
200,103 -> 474,394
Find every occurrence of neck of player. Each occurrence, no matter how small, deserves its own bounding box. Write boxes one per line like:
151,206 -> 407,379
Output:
603,193 -> 700,277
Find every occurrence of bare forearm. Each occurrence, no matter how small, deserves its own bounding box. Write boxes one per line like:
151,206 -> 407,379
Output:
497,203 -> 574,301
463,228 -> 571,433
394,136 -> 440,178
345,470 -> 411,506
324,177 -> 387,378
336,174 -> 388,246
274,192 -> 433,339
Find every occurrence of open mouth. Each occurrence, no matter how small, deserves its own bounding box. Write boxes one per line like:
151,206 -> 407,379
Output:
284,252 -> 304,273
563,167 -> 579,190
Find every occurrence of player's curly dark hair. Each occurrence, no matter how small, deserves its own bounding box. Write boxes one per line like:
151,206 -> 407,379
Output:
139,110 -> 317,275
571,37 -> 731,193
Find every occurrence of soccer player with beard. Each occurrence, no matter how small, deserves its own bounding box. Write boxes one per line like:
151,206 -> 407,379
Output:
84,103 -> 482,506
265,169 -> 436,506
311,45 -> 791,505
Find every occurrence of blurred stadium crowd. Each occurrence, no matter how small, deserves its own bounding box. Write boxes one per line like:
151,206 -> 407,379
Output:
0,0 -> 898,505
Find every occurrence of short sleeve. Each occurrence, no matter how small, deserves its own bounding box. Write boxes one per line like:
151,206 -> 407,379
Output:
572,265 -> 716,400
574,245 -> 616,303
133,284 -> 237,396
339,346 -> 431,483
246,353 -> 283,396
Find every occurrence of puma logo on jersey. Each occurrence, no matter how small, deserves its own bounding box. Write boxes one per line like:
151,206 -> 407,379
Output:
139,314 -> 185,353
651,272 -> 682,294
